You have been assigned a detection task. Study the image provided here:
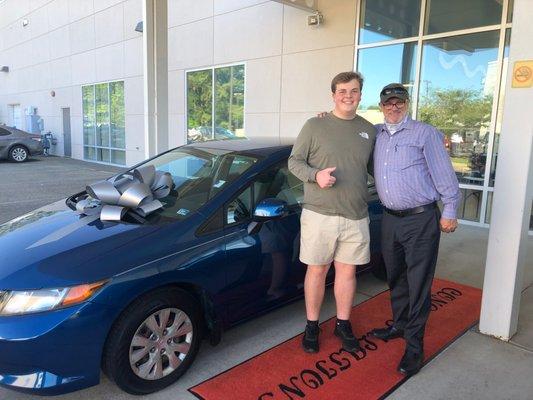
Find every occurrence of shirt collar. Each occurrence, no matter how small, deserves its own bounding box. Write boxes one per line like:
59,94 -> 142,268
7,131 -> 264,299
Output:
379,115 -> 413,135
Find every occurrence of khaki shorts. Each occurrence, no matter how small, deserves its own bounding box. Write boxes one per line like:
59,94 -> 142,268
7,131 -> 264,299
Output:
300,208 -> 370,266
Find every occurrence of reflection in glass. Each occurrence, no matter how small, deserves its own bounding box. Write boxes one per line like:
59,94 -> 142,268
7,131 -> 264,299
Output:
82,86 -> 95,146
187,70 -> 212,143
84,146 -> 96,161
485,191 -> 493,223
215,65 -> 244,140
97,148 -> 110,163
418,31 -> 500,185
95,83 -> 110,147
490,29 -> 511,187
457,188 -> 482,221
357,43 -> 417,125
83,82 -> 126,165
359,0 -> 420,44
424,0 -> 502,35
111,150 -> 125,165
507,0 -> 514,23
110,81 -> 125,149
187,65 -> 245,144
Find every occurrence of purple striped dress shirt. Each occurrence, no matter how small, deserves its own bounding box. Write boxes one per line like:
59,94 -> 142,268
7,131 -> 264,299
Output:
374,116 -> 461,219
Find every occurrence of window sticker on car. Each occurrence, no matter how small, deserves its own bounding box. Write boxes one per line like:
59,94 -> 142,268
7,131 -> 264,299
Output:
213,180 -> 226,188
177,208 -> 190,216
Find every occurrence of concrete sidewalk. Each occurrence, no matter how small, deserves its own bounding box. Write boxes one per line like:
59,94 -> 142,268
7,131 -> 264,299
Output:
0,157 -> 532,399
1,223 -> 531,400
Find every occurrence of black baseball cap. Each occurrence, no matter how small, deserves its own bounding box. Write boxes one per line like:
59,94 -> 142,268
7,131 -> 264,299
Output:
380,83 -> 409,103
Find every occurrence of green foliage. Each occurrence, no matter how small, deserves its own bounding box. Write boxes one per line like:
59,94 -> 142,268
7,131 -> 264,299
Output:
418,88 -> 493,137
187,66 -> 244,138
187,70 -> 213,129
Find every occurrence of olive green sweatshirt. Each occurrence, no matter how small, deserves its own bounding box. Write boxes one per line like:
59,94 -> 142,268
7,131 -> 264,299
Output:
288,112 -> 376,220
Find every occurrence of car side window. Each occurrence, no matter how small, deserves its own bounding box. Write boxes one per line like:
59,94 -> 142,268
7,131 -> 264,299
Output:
253,161 -> 303,208
225,186 -> 252,225
0,128 -> 11,136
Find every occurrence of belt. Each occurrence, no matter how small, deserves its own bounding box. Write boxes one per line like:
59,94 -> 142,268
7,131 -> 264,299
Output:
384,202 -> 436,217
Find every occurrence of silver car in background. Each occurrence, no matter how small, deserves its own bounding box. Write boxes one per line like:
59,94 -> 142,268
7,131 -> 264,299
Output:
0,125 -> 44,162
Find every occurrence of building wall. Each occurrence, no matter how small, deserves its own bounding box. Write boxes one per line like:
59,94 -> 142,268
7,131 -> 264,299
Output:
0,0 -> 358,166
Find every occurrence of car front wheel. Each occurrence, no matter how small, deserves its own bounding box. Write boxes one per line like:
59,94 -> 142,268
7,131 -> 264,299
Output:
102,288 -> 202,395
9,145 -> 29,162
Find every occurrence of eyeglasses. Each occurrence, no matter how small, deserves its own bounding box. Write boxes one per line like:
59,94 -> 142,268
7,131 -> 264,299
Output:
382,100 -> 406,110
380,87 -> 408,96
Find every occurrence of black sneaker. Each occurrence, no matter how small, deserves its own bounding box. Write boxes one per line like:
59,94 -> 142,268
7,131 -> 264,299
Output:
334,321 -> 361,352
302,324 -> 319,353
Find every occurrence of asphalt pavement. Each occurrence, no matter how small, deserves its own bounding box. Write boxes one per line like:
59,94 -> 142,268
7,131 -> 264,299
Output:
0,155 -> 123,225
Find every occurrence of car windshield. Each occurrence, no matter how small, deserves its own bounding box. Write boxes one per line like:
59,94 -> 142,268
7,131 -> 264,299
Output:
135,147 -> 259,221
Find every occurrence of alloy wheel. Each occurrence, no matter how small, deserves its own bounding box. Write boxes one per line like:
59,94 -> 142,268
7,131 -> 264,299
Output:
11,147 -> 28,162
129,307 -> 193,381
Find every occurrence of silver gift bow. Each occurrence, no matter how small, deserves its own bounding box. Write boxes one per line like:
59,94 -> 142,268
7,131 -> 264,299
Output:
75,165 -> 173,221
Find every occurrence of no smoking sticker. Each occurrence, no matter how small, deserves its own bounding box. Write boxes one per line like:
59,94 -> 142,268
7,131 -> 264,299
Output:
512,60 -> 533,88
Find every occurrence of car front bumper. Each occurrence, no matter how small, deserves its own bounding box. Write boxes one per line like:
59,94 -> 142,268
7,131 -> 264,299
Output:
0,301 -> 116,396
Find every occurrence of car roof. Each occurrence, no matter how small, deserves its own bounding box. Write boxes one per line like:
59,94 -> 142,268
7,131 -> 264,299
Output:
184,137 -> 294,155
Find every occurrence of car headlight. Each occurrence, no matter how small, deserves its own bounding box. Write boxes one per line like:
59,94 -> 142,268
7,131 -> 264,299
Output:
0,280 -> 107,316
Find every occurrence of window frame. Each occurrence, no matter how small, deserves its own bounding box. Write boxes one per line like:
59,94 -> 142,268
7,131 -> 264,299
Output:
185,62 -> 246,144
81,79 -> 126,166
354,0 -> 513,228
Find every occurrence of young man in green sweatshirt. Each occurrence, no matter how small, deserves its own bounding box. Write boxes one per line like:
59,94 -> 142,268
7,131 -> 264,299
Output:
288,71 -> 376,353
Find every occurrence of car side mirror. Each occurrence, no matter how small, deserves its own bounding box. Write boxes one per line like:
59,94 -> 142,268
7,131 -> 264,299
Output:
248,198 -> 288,235
253,198 -> 288,221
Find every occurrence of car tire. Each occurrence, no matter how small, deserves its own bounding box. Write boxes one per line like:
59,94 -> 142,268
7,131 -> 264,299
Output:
371,254 -> 388,282
8,145 -> 29,162
102,288 -> 203,395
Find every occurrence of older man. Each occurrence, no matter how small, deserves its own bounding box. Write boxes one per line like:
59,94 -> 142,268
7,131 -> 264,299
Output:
370,83 -> 460,376
289,72 -> 376,353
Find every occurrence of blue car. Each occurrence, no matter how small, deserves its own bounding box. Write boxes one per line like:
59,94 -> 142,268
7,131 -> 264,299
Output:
0,139 -> 384,395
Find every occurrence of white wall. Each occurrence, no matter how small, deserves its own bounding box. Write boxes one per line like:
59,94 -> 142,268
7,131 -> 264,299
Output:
0,0 -> 357,165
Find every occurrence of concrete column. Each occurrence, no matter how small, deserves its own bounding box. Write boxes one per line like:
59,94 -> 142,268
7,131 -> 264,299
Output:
142,0 -> 168,158
479,0 -> 533,340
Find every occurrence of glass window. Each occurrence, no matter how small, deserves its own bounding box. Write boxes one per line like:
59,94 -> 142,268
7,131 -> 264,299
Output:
418,31 -> 500,185
187,65 -> 245,143
84,146 -> 96,161
507,0 -> 514,23
359,0 -> 421,44
82,81 -> 126,165
226,187 -> 252,225
82,86 -> 95,146
187,70 -> 212,142
485,191 -> 493,223
136,148 -> 258,222
95,83 -> 109,147
424,0 -> 503,35
253,161 -> 303,208
357,42 -> 418,124
489,29 -> 511,187
214,65 -> 245,140
0,128 -> 11,136
457,188 -> 482,221
110,81 -> 125,149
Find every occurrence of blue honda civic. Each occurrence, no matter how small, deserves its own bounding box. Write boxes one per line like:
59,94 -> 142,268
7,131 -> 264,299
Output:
0,138 -> 384,395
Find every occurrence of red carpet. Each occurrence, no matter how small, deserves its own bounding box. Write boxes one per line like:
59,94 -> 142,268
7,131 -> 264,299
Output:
189,279 -> 481,400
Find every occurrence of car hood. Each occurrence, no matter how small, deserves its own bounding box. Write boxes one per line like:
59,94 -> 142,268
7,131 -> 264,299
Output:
0,200 -> 163,290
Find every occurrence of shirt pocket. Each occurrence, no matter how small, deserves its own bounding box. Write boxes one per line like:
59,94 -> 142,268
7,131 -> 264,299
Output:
393,143 -> 423,170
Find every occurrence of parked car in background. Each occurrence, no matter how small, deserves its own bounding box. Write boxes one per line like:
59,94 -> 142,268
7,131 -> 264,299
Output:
0,138 -> 384,396
187,125 -> 237,143
0,125 -> 43,162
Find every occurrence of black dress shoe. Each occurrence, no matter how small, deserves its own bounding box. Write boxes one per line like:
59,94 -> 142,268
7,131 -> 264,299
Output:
302,325 -> 319,353
397,350 -> 424,376
334,321 -> 361,352
370,326 -> 404,341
